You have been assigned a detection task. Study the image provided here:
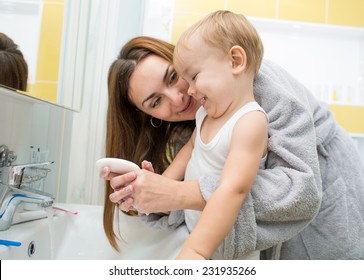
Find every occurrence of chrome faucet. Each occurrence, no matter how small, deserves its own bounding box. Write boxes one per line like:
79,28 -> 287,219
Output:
0,185 -> 54,230
0,145 -> 54,231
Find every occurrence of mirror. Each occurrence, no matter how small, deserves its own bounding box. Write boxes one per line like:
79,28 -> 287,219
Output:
0,0 -> 89,112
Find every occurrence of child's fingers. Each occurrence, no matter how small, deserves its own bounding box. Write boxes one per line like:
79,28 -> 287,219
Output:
141,160 -> 154,172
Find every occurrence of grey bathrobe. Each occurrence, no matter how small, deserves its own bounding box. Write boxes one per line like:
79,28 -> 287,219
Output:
143,60 -> 364,260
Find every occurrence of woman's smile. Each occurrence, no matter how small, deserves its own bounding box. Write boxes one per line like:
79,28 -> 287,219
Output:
179,96 -> 195,114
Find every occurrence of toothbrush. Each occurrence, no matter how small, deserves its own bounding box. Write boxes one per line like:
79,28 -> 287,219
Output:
52,205 -> 78,215
0,240 -> 21,247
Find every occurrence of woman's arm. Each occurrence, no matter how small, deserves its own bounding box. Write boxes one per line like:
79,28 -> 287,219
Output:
108,169 -> 205,214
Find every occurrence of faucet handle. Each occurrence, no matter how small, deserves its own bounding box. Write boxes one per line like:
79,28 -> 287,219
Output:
7,151 -> 17,166
0,145 -> 8,167
0,145 -> 17,167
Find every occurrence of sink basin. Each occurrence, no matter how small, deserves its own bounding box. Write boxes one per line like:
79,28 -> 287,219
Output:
0,210 -> 54,259
0,203 -> 188,259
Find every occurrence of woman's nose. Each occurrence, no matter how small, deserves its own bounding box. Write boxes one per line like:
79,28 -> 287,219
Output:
168,91 -> 184,106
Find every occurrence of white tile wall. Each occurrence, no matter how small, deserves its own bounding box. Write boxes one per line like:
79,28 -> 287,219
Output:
250,17 -> 364,104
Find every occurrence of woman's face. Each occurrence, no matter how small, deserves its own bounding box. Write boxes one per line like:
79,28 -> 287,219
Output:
128,55 -> 200,122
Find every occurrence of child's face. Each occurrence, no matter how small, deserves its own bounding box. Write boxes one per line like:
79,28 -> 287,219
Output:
174,36 -> 240,119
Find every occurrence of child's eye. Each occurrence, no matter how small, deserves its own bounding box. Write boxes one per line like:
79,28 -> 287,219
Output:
151,97 -> 162,108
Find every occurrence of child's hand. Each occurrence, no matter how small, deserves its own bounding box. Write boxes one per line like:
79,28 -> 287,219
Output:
141,160 -> 154,172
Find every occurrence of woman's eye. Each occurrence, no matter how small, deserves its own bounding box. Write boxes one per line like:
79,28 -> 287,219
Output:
168,71 -> 178,85
191,74 -> 197,81
151,97 -> 161,108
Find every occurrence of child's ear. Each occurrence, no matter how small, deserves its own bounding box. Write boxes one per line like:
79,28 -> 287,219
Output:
230,46 -> 247,74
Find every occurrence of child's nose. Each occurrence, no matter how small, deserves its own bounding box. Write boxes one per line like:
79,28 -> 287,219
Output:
187,85 -> 196,97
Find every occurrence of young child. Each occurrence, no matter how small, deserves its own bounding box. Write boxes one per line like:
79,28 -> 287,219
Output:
162,10 -> 268,260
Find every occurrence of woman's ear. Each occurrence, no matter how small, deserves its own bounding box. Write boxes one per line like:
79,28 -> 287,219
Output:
230,46 -> 247,74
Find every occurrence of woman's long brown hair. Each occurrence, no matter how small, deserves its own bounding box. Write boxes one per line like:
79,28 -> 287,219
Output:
0,32 -> 28,91
104,36 -> 194,251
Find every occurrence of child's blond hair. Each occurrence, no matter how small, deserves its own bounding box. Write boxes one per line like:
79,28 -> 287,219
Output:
175,10 -> 264,75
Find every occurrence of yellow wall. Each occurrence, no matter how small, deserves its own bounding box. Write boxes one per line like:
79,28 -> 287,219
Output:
278,0 -> 326,23
328,0 -> 364,27
172,0 -> 364,44
329,105 -> 364,134
228,0 -> 276,18
27,0 -> 64,102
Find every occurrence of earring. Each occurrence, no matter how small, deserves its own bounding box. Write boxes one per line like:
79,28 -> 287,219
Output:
150,117 -> 163,128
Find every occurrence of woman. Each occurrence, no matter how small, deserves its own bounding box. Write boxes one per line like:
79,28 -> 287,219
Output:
104,36 -> 364,259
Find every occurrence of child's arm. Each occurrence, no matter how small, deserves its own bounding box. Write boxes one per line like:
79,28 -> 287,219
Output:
176,111 -> 268,259
163,129 -> 196,180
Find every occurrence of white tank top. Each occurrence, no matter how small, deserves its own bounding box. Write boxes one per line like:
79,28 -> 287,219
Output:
184,101 -> 268,260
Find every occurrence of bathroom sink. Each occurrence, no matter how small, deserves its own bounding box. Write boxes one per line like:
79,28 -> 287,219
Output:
0,203 -> 188,259
0,210 -> 54,259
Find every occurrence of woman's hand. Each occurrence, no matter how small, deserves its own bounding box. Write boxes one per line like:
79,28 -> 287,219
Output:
101,160 -> 154,213
113,168 -> 180,214
102,160 -> 206,214
100,167 -> 136,211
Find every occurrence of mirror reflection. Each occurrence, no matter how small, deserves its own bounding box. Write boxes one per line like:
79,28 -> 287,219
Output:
0,0 -> 85,111
0,32 -> 28,91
